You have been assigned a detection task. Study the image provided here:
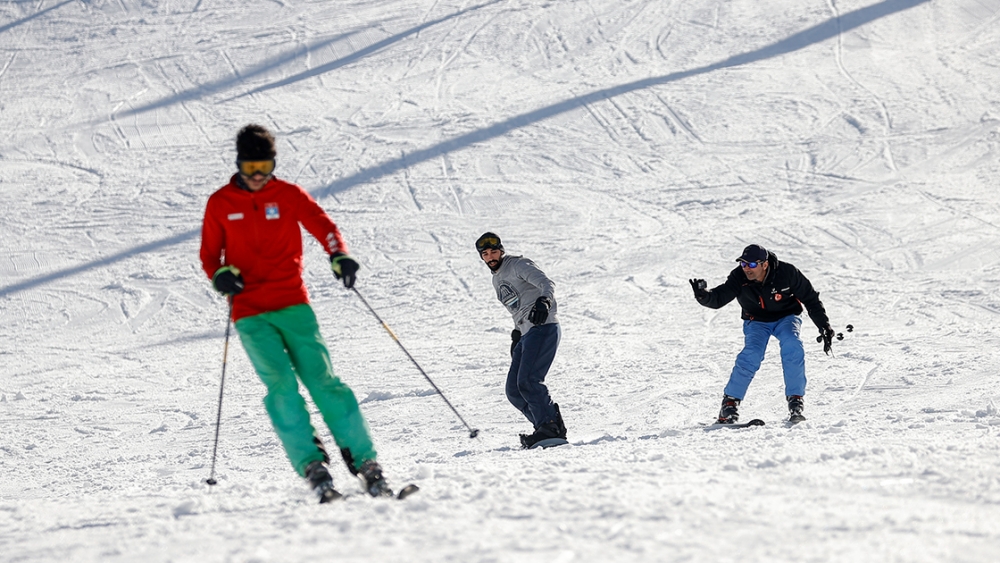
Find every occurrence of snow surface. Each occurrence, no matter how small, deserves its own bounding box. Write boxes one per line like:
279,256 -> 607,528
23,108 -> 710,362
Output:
2,0 -> 1000,561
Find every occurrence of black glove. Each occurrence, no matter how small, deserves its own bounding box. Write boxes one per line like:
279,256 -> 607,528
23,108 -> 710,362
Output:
510,329 -> 521,357
330,252 -> 359,289
816,325 -> 835,355
689,278 -> 708,301
212,266 -> 244,296
527,296 -> 551,325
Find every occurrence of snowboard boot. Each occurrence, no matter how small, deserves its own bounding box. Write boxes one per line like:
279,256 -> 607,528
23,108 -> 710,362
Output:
787,395 -> 806,423
305,460 -> 342,504
519,420 -> 562,449
717,395 -> 741,424
553,403 -> 568,440
357,460 -> 394,498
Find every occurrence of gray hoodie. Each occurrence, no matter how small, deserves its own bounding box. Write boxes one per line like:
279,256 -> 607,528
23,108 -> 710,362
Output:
491,255 -> 559,334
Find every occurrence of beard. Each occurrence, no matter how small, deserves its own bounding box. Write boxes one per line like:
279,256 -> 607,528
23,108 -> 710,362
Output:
486,258 -> 502,271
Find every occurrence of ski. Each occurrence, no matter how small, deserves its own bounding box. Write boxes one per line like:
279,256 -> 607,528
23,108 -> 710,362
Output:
787,414 -> 806,425
396,484 -> 420,500
705,418 -> 765,430
317,483 -> 419,503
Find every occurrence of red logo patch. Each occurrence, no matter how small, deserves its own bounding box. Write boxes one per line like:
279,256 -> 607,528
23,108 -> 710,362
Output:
775,294 -> 783,301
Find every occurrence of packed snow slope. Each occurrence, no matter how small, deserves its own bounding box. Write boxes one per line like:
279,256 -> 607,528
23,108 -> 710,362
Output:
2,0 -> 1000,561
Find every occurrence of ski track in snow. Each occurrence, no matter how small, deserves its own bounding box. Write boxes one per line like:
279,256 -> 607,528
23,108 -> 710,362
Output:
2,0 -> 1000,561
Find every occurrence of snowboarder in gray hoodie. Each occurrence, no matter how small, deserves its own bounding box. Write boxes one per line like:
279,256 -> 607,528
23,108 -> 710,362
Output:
476,232 -> 567,448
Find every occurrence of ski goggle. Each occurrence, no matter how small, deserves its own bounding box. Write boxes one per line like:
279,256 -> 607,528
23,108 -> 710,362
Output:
476,235 -> 502,253
738,260 -> 762,269
236,160 -> 276,177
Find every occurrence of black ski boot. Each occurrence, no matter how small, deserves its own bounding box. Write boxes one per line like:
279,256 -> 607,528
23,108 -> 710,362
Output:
717,395 -> 741,424
357,460 -> 394,498
305,460 -> 342,503
787,395 -> 806,423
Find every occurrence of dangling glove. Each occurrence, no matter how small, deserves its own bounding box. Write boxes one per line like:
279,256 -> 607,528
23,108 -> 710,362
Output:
212,266 -> 244,296
510,329 -> 522,357
816,325 -> 835,355
527,296 -> 552,325
330,252 -> 359,289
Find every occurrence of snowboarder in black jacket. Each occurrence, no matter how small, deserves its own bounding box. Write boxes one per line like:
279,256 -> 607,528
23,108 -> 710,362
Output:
689,244 -> 835,424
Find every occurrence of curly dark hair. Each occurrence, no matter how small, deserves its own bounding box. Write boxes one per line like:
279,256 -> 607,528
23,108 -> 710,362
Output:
236,124 -> 276,161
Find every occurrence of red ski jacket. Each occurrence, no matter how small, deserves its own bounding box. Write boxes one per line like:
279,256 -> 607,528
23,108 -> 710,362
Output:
200,175 -> 347,321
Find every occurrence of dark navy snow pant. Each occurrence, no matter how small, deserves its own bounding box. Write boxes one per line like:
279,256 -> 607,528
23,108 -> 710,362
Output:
506,323 -> 560,428
724,315 -> 806,400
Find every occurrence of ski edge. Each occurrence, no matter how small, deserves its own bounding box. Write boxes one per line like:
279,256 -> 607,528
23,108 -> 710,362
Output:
705,418 -> 766,430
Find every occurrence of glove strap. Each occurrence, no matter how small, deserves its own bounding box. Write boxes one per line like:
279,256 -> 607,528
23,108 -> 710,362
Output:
212,265 -> 241,282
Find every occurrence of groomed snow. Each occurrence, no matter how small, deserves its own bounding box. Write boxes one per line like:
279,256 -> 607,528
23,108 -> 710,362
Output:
2,0 -> 999,561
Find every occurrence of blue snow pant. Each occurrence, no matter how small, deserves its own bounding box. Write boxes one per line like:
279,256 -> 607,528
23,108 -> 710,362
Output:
506,323 -> 560,428
724,315 -> 806,400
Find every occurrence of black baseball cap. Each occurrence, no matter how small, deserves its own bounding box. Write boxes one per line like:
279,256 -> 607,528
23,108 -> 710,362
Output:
736,244 -> 768,262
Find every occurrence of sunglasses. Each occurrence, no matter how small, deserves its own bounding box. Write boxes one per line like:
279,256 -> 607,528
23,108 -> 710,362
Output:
476,236 -> 502,252
237,160 -> 276,178
739,260 -> 763,268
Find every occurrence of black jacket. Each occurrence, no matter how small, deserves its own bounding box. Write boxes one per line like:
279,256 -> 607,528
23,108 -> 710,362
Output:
697,252 -> 829,330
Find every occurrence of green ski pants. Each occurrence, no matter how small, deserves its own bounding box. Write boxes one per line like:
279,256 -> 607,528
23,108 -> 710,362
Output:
235,303 -> 376,477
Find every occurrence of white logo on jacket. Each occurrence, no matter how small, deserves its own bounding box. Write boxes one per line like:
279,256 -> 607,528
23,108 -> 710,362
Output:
227,213 -> 244,220
497,282 -> 520,312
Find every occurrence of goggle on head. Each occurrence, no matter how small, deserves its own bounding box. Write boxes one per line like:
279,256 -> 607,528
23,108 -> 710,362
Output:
476,235 -> 502,254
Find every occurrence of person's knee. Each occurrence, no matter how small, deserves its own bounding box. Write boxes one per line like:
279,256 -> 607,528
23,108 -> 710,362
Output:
506,391 -> 527,411
505,379 -> 524,402
734,351 -> 764,373
517,373 -> 542,394
780,342 -> 805,363
263,375 -> 299,395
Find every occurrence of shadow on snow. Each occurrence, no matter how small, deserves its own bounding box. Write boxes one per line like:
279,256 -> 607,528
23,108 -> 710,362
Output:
0,0 -> 73,35
0,0 -> 930,298
107,1 -> 503,121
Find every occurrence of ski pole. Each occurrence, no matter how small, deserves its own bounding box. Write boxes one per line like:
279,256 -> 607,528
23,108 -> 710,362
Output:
352,287 -> 480,439
205,298 -> 234,486
816,324 -> 854,343
815,324 -> 854,357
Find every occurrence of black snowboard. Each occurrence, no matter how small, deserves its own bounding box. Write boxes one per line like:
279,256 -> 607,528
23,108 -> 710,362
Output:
528,437 -> 569,449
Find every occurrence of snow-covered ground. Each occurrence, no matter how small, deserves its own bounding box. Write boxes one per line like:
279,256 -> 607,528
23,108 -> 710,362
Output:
3,0 -> 1000,561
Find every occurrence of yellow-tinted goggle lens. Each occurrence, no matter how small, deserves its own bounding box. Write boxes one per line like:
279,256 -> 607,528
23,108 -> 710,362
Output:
476,236 -> 501,252
237,160 -> 275,177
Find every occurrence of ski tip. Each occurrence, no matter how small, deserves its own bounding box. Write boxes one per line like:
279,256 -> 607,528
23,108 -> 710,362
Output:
747,418 -> 765,426
318,487 -> 344,504
396,484 -> 420,500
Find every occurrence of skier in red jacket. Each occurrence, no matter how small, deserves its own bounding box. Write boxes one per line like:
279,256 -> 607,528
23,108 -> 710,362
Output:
200,124 -> 392,502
